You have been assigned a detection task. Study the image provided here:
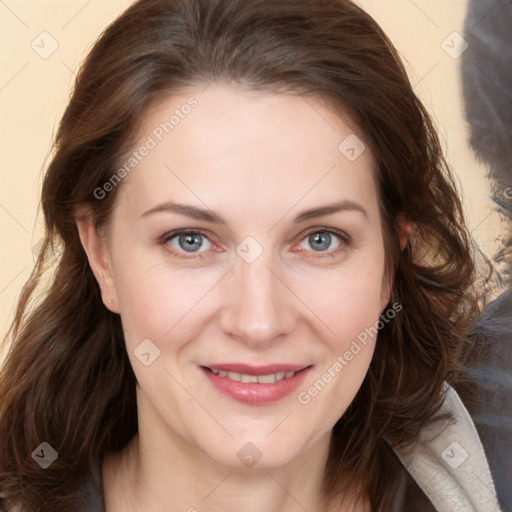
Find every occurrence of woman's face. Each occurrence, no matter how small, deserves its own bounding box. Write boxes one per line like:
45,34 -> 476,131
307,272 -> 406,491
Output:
100,83 -> 391,468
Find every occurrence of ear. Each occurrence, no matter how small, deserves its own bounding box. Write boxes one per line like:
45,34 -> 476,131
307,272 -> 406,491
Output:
397,213 -> 412,251
75,205 -> 119,313
380,213 -> 412,311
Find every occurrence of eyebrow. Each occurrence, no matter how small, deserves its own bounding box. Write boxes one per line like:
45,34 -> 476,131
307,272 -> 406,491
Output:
140,200 -> 368,225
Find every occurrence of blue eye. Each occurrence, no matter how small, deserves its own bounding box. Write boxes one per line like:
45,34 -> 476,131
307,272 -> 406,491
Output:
164,230 -> 213,255
160,228 -> 348,259
300,231 -> 342,252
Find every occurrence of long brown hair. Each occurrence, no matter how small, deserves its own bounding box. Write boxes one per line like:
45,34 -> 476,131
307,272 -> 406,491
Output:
0,0 -> 480,510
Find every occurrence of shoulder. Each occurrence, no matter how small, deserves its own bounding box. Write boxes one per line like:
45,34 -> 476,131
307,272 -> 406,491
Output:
459,291 -> 512,511
76,464 -> 104,512
392,383 -> 502,512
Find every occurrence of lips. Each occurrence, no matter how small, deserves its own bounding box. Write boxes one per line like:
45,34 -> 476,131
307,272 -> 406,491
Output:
200,363 -> 312,405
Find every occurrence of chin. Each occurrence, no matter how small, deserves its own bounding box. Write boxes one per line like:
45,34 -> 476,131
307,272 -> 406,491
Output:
201,434 -> 310,470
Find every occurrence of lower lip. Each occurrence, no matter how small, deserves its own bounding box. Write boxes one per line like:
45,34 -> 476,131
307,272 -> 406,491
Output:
201,366 -> 312,405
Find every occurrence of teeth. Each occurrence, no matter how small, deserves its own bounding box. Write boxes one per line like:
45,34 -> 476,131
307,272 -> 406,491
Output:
257,374 -> 277,384
241,374 -> 258,383
209,368 -> 297,383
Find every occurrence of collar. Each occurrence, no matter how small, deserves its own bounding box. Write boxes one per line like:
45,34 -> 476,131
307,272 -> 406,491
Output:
392,382 -> 502,512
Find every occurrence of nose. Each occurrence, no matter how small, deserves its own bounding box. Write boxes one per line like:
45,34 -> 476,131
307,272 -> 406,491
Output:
219,249 -> 297,347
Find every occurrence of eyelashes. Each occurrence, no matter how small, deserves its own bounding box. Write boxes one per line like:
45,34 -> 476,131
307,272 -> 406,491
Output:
159,227 -> 351,260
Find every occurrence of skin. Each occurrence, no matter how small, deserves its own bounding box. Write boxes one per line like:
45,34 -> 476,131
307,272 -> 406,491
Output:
77,82 -> 395,512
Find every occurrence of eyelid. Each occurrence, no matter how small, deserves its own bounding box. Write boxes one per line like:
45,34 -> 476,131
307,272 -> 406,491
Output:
160,226 -> 350,258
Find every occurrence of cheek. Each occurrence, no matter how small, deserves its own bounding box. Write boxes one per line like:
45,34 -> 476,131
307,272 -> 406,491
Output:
109,247 -> 199,345
295,262 -> 386,401
301,262 -> 387,343
296,276 -> 384,428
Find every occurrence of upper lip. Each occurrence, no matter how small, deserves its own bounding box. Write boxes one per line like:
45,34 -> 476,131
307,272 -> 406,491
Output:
202,363 -> 311,376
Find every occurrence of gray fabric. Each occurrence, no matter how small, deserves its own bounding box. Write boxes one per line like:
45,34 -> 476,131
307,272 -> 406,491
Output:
77,465 -> 103,512
460,291 -> 512,512
393,383 -> 501,511
461,0 -> 512,206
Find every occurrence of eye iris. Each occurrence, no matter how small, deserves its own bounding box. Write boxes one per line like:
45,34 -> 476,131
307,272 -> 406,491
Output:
179,233 -> 202,252
309,232 -> 331,251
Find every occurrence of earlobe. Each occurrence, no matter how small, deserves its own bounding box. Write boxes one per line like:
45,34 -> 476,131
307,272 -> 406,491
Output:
380,275 -> 392,312
75,207 -> 119,313
397,214 -> 412,251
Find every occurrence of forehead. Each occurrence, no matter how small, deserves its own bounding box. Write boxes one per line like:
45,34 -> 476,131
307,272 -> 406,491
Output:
114,83 -> 379,224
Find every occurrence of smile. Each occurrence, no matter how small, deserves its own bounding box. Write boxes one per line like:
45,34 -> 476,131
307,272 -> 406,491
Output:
200,364 -> 312,405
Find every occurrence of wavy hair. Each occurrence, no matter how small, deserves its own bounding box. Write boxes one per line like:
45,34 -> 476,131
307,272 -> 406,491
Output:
0,0 -> 481,510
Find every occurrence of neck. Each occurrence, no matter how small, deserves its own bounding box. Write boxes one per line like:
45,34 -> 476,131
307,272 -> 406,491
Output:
102,423 -> 368,512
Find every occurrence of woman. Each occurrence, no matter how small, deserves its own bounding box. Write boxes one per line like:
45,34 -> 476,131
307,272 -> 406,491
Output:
0,0 -> 502,510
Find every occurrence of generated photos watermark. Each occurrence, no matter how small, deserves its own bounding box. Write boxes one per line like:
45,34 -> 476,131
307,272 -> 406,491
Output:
297,301 -> 402,405
93,97 -> 198,200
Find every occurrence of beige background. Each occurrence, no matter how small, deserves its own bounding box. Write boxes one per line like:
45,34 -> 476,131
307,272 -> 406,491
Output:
0,0 -> 502,347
